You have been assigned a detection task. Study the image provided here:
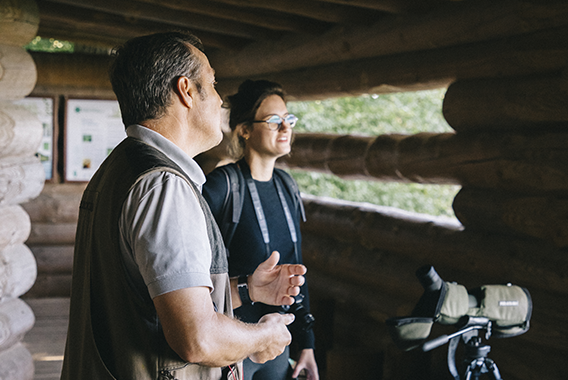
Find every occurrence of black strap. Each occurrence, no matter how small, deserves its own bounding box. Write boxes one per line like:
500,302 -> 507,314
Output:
240,162 -> 300,263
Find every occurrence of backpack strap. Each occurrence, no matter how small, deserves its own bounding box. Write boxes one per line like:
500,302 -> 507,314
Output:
217,164 -> 245,249
218,163 -> 306,253
274,168 -> 306,222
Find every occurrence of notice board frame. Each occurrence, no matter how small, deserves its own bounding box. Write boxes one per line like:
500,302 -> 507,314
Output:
63,97 -> 125,183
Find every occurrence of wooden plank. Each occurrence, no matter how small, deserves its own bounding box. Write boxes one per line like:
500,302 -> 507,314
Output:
134,0 -> 333,34
314,0 -> 446,13
209,1 -> 568,79
39,0 -> 281,41
209,0 -> 384,25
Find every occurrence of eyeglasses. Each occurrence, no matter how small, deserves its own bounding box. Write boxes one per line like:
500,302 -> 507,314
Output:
251,114 -> 298,131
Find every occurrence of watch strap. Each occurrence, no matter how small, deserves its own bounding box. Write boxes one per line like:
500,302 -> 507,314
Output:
238,275 -> 253,304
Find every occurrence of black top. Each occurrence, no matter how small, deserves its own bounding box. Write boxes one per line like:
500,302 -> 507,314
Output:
203,161 -> 315,349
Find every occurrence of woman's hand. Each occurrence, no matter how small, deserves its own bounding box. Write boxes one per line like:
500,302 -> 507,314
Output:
292,349 -> 319,380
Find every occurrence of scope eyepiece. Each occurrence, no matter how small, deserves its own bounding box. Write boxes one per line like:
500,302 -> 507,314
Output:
416,265 -> 443,292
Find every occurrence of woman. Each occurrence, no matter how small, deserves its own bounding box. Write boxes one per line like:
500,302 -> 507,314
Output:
203,80 -> 319,380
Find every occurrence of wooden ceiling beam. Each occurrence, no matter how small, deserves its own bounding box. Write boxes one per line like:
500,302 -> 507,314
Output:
209,0 -> 568,79
39,0 -> 280,41
135,0 -> 333,35
312,0 -> 449,14
37,1 -> 253,51
215,25 -> 568,101
210,0 -> 385,25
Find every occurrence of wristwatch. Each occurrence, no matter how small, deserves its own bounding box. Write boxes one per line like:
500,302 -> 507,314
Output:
237,275 -> 253,304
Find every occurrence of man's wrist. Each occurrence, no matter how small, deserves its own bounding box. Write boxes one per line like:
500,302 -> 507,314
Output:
237,275 -> 254,304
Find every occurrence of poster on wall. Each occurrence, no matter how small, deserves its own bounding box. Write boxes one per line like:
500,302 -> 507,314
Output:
65,98 -> 126,182
13,96 -> 56,181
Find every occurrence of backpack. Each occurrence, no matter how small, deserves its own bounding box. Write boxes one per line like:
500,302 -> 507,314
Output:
216,162 -> 306,250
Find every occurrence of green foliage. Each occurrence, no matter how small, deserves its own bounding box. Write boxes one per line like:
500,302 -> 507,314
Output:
288,89 -> 452,135
25,36 -> 74,53
286,89 -> 460,218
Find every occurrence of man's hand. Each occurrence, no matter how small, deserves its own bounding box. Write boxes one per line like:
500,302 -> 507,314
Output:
249,313 -> 294,363
249,251 -> 306,306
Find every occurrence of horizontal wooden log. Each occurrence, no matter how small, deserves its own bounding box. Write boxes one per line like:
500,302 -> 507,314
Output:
130,0 -> 333,35
21,183 -> 85,224
0,102 -> 43,159
0,45 -> 36,101
23,274 -> 71,298
210,1 -> 568,79
0,244 -> 37,299
26,224 -> 76,246
300,194 -> 568,295
0,342 -> 34,380
280,131 -> 568,195
28,245 -> 73,274
0,205 -> 30,251
30,51 -> 113,95
443,71 -> 568,132
209,0 -> 384,24
217,24 -> 568,100
453,188 -> 568,247
0,0 -> 39,47
0,298 -> 35,352
0,156 -> 45,206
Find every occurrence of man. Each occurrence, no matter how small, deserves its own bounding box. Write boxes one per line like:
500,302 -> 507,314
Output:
60,31 -> 306,380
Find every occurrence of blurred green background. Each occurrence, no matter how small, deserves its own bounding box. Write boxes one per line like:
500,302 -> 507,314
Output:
287,90 -> 460,218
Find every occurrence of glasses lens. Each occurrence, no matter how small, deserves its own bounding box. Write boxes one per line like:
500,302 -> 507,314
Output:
285,114 -> 298,127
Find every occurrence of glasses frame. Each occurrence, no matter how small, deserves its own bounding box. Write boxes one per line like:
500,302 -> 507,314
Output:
251,114 -> 298,131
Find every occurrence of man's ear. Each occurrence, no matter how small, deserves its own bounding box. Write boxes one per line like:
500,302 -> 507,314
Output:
176,76 -> 194,109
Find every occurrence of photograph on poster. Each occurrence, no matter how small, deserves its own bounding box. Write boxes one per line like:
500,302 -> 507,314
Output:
65,99 -> 125,182
13,97 -> 55,180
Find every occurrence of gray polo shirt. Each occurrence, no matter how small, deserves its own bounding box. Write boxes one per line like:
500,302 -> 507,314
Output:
119,124 -> 214,299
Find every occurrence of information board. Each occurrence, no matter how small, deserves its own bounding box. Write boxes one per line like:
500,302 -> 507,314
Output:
65,99 -> 126,182
13,97 -> 56,181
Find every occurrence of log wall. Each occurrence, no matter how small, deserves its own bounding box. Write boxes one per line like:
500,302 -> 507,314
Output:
20,2 -> 568,380
0,0 -> 42,378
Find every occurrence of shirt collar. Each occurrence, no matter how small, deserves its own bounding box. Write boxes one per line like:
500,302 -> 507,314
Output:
126,124 -> 206,189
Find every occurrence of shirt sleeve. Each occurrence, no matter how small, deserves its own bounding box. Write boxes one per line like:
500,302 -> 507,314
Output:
120,171 -> 213,298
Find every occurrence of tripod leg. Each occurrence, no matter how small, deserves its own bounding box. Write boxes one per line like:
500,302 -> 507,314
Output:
485,359 -> 502,380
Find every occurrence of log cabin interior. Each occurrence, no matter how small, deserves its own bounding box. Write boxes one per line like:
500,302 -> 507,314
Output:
1,0 -> 567,379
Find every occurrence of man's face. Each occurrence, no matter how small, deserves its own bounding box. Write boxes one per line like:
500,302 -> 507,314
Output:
190,48 -> 224,152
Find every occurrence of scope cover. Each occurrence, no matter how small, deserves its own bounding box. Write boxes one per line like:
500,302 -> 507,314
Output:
387,282 -> 532,350
468,284 -> 532,337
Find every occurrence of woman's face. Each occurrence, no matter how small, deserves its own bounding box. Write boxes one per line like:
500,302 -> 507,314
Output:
242,94 -> 293,160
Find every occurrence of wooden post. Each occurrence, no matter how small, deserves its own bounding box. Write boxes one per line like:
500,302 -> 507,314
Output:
0,0 -> 41,378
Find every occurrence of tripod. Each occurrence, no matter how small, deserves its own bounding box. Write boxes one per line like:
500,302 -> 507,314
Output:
422,316 -> 503,380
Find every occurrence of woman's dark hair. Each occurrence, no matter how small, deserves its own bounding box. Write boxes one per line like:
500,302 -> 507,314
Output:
226,79 -> 286,132
109,31 -> 205,127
